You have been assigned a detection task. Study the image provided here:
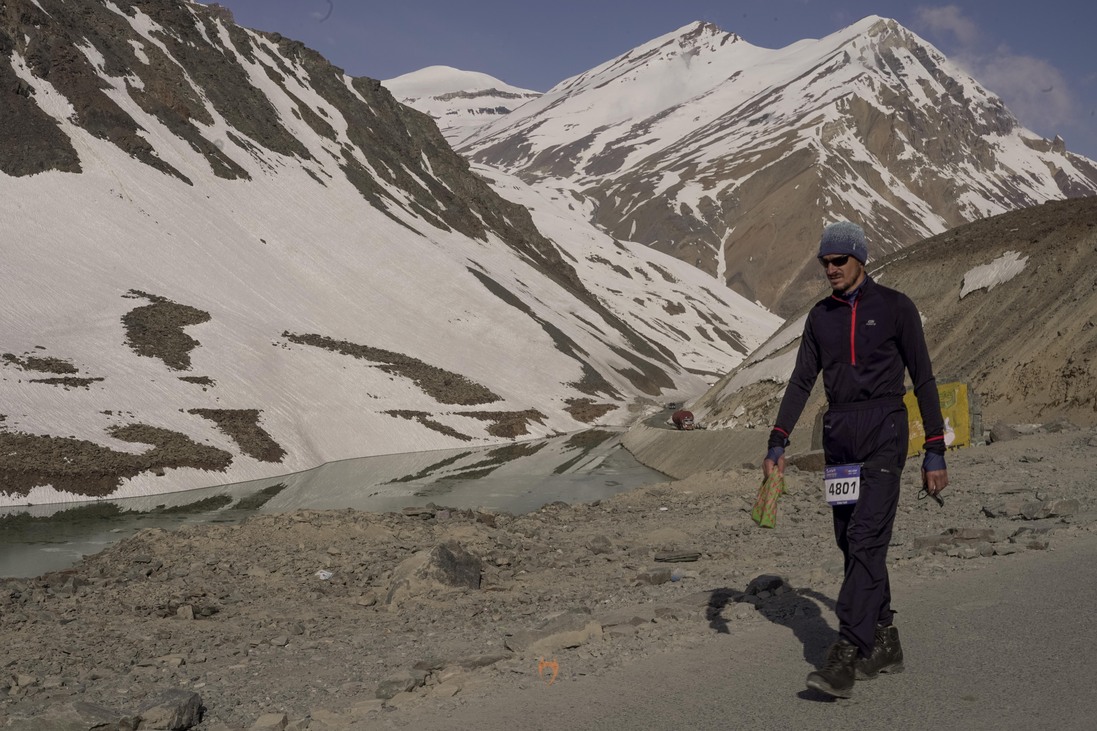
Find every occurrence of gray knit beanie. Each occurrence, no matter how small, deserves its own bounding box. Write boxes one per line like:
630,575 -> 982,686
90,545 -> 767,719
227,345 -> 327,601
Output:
818,221 -> 868,264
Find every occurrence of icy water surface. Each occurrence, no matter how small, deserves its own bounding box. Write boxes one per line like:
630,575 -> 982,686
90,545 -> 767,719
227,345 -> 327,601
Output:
0,430 -> 666,577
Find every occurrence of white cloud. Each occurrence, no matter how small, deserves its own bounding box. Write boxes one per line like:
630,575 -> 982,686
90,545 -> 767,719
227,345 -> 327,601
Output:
969,49 -> 1075,131
914,5 -> 979,46
914,5 -> 1077,135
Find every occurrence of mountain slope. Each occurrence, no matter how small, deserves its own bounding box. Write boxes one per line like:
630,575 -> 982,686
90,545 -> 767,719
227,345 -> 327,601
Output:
0,0 -> 779,506
690,196 -> 1097,443
459,18 -> 1097,316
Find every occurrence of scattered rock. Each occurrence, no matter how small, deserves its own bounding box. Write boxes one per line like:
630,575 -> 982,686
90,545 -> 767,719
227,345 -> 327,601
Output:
982,497 -> 1030,518
375,671 -> 423,701
636,567 -> 674,585
138,689 -> 203,730
745,574 -> 786,595
654,550 -> 701,563
734,603 -> 758,620
585,535 -> 614,555
988,423 -> 1020,443
0,426 -> 1091,729
2,701 -> 136,731
1019,498 -> 1080,520
503,610 -> 603,655
786,450 -> 826,472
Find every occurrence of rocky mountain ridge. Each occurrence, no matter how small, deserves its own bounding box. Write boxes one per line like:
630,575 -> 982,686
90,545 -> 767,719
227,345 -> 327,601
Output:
448,17 -> 1097,316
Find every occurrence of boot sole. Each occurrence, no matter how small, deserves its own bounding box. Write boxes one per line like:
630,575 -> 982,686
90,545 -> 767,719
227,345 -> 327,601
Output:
856,662 -> 905,680
806,675 -> 854,699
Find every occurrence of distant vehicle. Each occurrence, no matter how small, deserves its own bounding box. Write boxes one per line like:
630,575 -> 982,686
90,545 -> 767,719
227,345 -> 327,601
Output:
672,410 -> 695,430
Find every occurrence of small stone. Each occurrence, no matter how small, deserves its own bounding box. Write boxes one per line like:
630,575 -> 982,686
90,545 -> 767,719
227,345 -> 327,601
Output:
138,688 -> 203,730
249,712 -> 288,730
636,568 -> 673,585
504,611 -> 602,655
586,535 -> 614,555
431,682 -> 461,698
654,606 -> 680,621
454,652 -> 511,669
383,690 -> 420,710
948,527 -> 998,542
745,574 -> 785,595
1044,499 -> 1080,518
982,497 -> 1028,519
653,550 -> 701,563
350,698 -> 386,714
988,423 -> 1019,443
376,670 -> 421,700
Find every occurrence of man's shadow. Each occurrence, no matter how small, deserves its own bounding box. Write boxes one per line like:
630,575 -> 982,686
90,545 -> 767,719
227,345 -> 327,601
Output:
706,577 -> 837,667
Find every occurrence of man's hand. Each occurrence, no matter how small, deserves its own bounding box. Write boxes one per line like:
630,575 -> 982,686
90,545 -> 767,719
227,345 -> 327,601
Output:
763,454 -> 786,480
922,468 -> 948,496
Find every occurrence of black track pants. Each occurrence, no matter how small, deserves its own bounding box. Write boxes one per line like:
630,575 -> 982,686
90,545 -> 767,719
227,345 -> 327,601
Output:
822,400 -> 908,657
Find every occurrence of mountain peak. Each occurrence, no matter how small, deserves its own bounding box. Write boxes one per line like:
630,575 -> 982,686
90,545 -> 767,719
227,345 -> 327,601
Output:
460,14 -> 1097,315
384,66 -> 536,99
383,66 -> 541,144
678,20 -> 740,43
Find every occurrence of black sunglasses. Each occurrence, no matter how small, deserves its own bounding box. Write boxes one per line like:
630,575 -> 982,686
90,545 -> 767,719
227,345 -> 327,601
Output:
819,255 -> 851,268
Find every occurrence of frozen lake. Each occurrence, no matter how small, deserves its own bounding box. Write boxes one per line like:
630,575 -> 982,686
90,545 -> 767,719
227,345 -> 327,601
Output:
0,429 -> 667,577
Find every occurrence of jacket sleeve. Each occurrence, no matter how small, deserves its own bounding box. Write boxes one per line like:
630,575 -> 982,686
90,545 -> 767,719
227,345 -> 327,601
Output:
897,295 -> 946,454
769,310 -> 822,448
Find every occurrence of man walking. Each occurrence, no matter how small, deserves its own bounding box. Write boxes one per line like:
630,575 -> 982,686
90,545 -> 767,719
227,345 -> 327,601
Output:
762,221 -> 949,698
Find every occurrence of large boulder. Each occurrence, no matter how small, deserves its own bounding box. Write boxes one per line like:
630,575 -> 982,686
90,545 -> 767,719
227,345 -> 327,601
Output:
386,540 -> 482,607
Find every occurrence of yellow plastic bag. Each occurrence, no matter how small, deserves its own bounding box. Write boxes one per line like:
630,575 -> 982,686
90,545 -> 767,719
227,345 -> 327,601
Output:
751,472 -> 785,528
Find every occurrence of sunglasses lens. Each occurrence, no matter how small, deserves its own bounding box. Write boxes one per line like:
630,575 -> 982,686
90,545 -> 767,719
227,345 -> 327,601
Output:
820,255 -> 849,267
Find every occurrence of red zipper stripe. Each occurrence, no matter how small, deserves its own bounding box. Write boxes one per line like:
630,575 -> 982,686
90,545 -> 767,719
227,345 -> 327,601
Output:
849,297 -> 858,365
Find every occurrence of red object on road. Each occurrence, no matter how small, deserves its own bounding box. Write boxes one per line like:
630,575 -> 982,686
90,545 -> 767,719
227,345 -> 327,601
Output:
672,410 -> 695,430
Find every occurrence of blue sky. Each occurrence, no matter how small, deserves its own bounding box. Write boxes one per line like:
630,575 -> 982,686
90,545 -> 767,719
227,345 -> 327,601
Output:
212,1 -> 1097,161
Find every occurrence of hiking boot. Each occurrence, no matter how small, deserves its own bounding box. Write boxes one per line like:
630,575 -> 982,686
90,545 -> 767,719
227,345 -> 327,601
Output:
806,640 -> 858,698
856,624 -> 905,680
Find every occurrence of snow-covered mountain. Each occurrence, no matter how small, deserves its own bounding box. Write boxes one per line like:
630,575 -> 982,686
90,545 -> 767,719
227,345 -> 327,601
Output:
0,0 -> 779,506
458,18 -> 1097,316
383,66 -> 541,146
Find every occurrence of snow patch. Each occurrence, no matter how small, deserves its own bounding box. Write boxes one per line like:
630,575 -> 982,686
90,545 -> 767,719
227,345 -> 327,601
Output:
960,251 -> 1028,298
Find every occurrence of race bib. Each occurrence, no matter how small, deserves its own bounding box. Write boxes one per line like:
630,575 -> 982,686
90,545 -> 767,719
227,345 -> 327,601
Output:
824,464 -> 861,506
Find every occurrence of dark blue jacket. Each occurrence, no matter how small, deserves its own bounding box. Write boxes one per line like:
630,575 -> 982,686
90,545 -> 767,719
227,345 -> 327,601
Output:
770,276 -> 946,453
